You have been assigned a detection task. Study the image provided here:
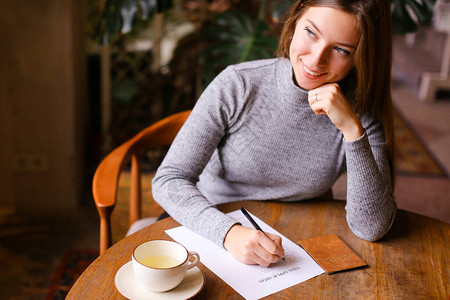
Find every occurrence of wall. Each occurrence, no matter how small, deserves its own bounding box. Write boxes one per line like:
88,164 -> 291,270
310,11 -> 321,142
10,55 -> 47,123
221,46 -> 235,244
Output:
0,0 -> 88,214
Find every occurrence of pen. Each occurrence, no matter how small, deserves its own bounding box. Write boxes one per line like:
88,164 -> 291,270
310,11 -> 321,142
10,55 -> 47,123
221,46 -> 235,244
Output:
240,207 -> 286,261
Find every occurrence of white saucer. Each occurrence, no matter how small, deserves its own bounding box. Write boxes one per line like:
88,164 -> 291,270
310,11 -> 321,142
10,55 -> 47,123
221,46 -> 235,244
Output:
115,261 -> 205,300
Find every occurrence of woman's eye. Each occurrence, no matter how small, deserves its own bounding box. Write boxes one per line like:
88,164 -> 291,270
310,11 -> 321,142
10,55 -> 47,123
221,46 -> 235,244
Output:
335,47 -> 351,56
304,27 -> 316,37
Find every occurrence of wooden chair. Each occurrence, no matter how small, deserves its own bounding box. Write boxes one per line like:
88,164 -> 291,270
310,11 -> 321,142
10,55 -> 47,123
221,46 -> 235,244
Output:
93,110 -> 191,254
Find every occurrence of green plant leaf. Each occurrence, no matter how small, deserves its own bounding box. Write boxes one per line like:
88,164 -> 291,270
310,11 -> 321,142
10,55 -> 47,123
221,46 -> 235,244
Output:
97,0 -> 173,44
139,0 -> 157,19
200,10 -> 278,85
97,0 -> 122,44
111,80 -> 139,105
112,80 -> 139,105
391,0 -> 436,35
271,0 -> 294,22
120,0 -> 138,34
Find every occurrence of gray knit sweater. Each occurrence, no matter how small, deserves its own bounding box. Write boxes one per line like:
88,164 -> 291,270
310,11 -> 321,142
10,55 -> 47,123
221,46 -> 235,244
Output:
152,58 -> 396,246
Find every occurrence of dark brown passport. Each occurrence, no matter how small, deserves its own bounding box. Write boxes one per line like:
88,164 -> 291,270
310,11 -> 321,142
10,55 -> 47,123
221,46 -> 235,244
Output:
298,234 -> 367,274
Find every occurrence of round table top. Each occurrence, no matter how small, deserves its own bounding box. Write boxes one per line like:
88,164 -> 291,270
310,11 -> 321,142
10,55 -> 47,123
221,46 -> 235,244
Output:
67,199 -> 449,299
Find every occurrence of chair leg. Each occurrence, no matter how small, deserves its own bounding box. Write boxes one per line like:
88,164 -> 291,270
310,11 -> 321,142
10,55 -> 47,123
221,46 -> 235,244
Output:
130,154 -> 142,226
98,205 -> 114,255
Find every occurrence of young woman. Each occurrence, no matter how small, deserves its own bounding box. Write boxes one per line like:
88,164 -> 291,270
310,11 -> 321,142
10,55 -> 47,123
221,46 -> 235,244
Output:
152,0 -> 396,267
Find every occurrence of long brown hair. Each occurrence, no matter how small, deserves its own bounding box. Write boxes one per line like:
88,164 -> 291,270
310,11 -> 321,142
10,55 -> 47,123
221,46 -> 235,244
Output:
278,0 -> 395,186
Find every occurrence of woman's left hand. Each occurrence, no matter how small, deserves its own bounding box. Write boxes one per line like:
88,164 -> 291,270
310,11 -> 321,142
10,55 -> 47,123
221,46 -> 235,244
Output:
308,83 -> 364,141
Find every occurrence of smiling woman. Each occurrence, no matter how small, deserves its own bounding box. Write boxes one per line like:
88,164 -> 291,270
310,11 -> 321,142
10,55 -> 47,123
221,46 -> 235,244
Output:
278,0 -> 395,165
152,0 -> 397,268
288,7 -> 360,90
288,6 -> 364,142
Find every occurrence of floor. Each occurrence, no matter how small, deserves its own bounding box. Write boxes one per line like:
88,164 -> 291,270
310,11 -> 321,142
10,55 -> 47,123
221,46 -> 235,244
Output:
390,73 -> 450,223
1,64 -> 450,300
0,203 -> 99,299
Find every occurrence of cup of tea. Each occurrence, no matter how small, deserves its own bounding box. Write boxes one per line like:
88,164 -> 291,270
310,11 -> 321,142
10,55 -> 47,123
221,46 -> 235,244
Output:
132,240 -> 200,292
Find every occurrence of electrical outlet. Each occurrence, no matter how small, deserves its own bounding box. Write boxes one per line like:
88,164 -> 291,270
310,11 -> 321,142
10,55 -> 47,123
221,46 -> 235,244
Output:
13,154 -> 48,173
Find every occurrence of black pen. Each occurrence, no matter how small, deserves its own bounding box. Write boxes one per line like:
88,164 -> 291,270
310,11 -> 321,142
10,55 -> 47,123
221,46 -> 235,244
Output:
240,207 -> 286,261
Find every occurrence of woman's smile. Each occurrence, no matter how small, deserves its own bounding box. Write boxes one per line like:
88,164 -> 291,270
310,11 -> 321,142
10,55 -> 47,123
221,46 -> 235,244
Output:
302,61 -> 327,77
289,6 -> 360,90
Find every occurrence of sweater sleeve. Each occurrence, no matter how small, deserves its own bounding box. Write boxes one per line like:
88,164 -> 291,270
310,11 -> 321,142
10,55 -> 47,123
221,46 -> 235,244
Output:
344,116 -> 396,241
151,66 -> 243,246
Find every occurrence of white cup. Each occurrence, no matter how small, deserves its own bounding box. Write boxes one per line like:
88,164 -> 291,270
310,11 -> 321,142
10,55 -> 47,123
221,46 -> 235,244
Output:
132,240 -> 200,292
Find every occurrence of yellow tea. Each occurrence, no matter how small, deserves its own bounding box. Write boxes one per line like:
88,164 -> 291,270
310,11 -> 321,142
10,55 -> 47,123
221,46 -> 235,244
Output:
140,255 -> 181,268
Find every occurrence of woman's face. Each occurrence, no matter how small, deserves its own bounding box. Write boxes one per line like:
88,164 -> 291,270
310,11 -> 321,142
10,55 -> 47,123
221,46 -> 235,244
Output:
289,6 -> 360,90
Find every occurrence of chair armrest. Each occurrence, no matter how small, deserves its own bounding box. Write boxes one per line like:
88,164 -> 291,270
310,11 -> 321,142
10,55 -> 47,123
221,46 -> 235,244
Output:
93,110 -> 191,254
93,142 -> 134,254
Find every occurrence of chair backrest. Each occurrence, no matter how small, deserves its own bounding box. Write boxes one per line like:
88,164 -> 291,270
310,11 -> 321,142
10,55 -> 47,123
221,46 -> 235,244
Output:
93,110 -> 191,254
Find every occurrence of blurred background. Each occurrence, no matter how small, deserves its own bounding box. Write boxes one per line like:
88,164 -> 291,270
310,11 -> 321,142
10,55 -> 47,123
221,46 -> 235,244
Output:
0,0 -> 448,299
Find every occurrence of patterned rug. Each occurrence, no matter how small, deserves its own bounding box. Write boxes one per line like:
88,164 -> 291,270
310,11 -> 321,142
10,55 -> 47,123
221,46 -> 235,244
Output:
45,172 -> 162,300
393,109 -> 447,177
46,250 -> 98,300
45,108 -> 447,299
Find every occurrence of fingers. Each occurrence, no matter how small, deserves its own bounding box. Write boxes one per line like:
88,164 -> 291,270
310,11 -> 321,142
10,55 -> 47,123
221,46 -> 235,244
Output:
308,83 -> 340,103
262,232 -> 285,260
252,232 -> 284,266
307,83 -> 363,140
308,83 -> 349,116
308,91 -> 327,115
224,225 -> 285,267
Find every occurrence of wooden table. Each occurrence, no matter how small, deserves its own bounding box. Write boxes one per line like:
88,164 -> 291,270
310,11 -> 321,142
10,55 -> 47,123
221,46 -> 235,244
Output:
67,199 -> 449,299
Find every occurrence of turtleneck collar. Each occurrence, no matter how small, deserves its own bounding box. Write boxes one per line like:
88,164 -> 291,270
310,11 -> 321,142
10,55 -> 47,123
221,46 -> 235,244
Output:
276,58 -> 310,108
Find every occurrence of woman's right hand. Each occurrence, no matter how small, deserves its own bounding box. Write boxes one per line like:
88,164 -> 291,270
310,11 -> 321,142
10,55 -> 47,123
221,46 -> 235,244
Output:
223,224 -> 285,266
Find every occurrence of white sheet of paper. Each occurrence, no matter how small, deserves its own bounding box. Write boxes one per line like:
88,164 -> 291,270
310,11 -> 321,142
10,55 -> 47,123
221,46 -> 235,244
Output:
165,209 -> 325,299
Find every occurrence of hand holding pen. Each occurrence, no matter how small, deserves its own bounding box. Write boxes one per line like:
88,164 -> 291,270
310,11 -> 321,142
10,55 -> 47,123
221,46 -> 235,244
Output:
223,208 -> 285,266
240,207 -> 286,261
